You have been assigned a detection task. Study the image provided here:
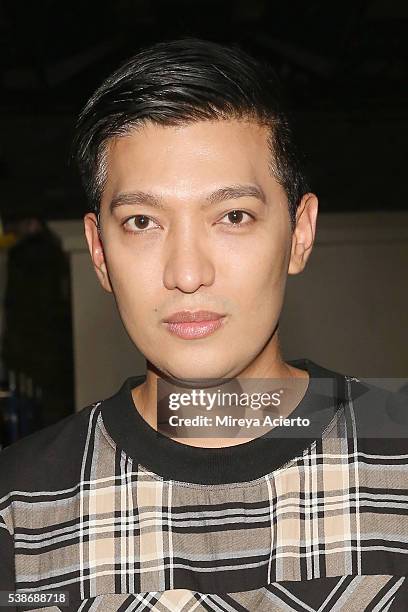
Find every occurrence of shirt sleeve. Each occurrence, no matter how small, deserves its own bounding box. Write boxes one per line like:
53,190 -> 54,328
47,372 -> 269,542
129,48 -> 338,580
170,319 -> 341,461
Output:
0,521 -> 18,612
0,519 -> 15,589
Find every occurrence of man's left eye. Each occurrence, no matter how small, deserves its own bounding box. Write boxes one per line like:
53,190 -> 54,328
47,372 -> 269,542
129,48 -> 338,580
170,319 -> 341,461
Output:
220,210 -> 255,226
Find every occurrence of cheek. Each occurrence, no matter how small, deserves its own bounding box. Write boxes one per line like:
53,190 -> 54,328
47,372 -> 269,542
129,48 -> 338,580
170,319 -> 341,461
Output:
104,247 -> 154,316
231,240 -> 289,327
227,233 -> 287,290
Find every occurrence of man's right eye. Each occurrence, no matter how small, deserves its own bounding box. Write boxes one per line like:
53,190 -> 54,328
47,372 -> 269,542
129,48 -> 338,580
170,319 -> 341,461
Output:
122,215 -> 159,233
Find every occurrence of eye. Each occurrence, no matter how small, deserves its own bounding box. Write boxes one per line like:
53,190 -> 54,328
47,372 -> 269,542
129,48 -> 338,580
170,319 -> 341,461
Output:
219,210 -> 255,227
122,215 -> 159,233
122,209 -> 255,235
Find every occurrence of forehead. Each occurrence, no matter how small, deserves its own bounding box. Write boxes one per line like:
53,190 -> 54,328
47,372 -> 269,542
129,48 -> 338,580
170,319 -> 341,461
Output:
102,119 -> 277,202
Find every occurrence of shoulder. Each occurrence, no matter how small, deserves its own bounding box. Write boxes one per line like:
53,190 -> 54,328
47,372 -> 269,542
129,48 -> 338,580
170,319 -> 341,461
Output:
308,359 -> 408,442
344,375 -> 408,428
314,358 -> 408,428
0,400 -> 102,498
336,374 -> 408,456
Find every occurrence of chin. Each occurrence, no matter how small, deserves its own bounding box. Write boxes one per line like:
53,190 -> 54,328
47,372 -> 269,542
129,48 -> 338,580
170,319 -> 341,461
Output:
163,362 -> 231,386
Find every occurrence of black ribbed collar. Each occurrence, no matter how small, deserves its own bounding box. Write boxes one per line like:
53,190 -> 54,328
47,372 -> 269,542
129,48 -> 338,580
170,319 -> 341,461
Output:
101,358 -> 347,484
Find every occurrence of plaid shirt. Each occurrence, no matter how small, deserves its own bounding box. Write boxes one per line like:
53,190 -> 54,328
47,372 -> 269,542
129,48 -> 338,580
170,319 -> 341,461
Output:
1,358 -> 408,611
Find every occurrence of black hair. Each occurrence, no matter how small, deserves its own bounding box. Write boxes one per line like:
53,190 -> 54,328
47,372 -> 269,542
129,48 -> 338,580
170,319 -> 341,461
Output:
72,37 -> 310,232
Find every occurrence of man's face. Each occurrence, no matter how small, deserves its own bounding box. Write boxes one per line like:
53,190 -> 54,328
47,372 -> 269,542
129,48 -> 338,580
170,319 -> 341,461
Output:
85,119 -> 315,381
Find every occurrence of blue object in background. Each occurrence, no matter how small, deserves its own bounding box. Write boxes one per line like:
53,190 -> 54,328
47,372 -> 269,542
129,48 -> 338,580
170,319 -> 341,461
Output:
0,371 -> 44,448
17,373 -> 33,439
3,370 -> 19,445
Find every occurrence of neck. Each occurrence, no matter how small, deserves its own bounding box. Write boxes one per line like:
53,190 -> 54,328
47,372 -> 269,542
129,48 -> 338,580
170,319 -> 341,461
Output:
131,332 -> 309,448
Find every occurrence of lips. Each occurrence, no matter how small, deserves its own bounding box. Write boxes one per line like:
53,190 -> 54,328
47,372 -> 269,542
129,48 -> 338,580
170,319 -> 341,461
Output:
162,310 -> 225,323
162,310 -> 227,340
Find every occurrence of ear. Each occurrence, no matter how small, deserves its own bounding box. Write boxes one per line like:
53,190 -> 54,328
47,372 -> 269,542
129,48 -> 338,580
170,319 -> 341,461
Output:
288,193 -> 318,275
83,212 -> 113,293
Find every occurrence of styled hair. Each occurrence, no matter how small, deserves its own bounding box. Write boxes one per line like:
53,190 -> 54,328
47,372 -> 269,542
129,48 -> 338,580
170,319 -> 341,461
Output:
72,37 -> 310,231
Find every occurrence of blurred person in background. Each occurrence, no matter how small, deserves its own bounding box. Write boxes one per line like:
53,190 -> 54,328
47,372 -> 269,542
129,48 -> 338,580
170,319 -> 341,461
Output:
1,215 -> 74,429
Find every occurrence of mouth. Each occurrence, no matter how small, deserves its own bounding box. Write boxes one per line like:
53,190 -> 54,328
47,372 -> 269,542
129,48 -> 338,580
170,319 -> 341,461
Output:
162,315 -> 227,339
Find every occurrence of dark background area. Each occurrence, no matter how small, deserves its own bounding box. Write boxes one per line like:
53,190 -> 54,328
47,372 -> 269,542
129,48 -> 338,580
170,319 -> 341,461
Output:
0,0 -> 407,221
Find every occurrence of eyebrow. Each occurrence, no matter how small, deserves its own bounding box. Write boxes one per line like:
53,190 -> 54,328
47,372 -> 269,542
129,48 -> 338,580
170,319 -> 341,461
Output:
109,183 -> 266,214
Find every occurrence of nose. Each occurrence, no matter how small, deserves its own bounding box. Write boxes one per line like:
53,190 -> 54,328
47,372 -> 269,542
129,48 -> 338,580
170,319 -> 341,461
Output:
162,222 -> 215,293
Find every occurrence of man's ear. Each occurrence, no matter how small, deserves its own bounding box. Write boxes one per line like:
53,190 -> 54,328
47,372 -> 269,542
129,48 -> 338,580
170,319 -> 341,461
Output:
84,212 -> 113,293
288,193 -> 318,275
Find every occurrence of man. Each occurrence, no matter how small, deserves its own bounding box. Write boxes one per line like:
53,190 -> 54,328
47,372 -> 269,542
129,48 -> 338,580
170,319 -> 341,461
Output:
1,37 -> 408,611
